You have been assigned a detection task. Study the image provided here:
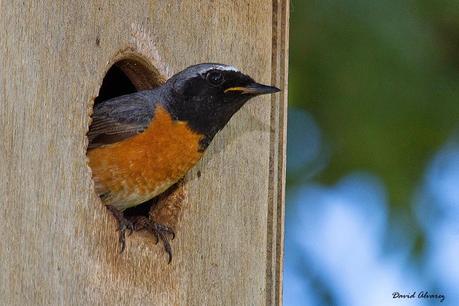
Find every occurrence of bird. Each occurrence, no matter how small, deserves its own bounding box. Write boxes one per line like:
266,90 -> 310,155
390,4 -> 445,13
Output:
86,63 -> 280,262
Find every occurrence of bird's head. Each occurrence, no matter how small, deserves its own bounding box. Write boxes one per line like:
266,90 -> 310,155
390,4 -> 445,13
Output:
164,63 -> 280,148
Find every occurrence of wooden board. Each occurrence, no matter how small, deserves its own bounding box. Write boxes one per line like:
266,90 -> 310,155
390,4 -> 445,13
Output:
0,1 -> 289,305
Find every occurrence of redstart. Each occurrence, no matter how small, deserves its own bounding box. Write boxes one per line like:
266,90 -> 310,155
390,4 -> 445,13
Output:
87,63 -> 280,262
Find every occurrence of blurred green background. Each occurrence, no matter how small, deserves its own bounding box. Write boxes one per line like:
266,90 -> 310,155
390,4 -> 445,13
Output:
285,1 -> 459,305
289,0 -> 459,211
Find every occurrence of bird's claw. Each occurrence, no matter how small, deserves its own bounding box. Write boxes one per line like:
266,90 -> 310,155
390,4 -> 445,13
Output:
117,218 -> 134,253
106,205 -> 134,253
133,216 -> 175,263
106,206 -> 175,262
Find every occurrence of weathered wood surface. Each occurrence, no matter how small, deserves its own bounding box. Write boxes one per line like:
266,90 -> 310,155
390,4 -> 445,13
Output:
0,1 -> 288,305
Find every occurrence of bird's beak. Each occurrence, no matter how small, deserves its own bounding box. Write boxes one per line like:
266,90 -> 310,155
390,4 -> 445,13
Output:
224,82 -> 281,95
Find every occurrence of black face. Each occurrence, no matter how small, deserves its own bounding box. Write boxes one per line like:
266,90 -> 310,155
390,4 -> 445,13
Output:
165,64 -> 280,149
173,69 -> 255,99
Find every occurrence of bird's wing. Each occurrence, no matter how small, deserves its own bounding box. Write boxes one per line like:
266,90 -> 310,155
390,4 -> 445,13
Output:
87,90 -> 160,150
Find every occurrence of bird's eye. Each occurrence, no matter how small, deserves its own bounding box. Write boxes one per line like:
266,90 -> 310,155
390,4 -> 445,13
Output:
206,71 -> 224,86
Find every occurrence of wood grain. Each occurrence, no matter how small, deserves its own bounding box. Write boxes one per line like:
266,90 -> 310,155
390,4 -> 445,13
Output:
0,1 -> 288,305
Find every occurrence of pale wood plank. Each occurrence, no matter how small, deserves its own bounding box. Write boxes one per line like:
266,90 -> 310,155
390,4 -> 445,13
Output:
0,1 -> 288,304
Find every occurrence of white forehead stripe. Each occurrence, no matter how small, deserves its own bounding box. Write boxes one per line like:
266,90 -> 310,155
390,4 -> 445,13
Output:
198,64 -> 239,74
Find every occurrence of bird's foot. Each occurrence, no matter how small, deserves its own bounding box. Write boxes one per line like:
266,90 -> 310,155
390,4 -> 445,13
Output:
106,205 -> 134,253
132,216 -> 175,263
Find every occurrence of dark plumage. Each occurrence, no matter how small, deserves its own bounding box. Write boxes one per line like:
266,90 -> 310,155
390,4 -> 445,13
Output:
88,63 -> 279,150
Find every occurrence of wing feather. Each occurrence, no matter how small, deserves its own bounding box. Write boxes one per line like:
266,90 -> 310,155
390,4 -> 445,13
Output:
87,90 -> 160,149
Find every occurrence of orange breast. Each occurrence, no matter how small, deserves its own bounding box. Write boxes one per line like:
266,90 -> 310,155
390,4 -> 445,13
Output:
87,106 -> 203,210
